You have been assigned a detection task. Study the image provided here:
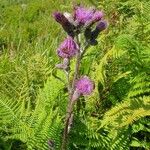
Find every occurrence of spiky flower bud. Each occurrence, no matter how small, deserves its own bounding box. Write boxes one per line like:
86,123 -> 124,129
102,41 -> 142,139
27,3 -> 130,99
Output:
53,12 -> 75,36
96,20 -> 108,31
57,37 -> 79,58
90,20 -> 108,41
53,12 -> 67,24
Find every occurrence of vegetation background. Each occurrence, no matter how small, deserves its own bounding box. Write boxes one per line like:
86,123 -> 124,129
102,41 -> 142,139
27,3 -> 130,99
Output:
0,0 -> 150,149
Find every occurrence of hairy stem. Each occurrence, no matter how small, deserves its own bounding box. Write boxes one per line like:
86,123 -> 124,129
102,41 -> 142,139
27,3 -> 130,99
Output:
64,70 -> 71,94
61,35 -> 81,150
71,47 -> 81,94
61,100 -> 74,150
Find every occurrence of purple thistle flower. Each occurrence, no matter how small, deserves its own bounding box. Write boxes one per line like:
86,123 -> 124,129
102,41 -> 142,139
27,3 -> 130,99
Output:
74,6 -> 103,26
57,37 -> 78,58
75,76 -> 94,95
74,6 -> 95,25
84,10 -> 103,28
92,11 -> 103,22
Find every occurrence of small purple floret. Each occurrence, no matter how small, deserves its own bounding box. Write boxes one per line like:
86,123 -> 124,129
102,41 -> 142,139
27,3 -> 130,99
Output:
75,76 -> 94,95
57,37 -> 78,58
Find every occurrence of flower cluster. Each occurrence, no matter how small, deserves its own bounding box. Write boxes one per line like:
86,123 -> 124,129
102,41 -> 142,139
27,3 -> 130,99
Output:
53,5 -> 107,100
53,5 -> 107,43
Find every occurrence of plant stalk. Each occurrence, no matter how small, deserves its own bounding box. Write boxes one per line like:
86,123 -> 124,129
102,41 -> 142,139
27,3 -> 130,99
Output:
61,35 -> 81,150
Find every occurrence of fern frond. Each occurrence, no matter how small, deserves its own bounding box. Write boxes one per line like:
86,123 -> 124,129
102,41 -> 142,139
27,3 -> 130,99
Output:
0,95 -> 32,142
109,129 -> 130,150
128,72 -> 150,98
101,96 -> 150,129
131,137 -> 150,150
93,45 -> 125,86
0,73 -> 66,150
69,116 -> 111,150
0,95 -> 23,125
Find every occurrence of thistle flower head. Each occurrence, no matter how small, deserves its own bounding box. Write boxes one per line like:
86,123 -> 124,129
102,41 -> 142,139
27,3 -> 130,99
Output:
57,37 -> 78,58
92,11 -> 103,22
74,6 -> 95,25
75,76 -> 94,95
74,6 -> 103,26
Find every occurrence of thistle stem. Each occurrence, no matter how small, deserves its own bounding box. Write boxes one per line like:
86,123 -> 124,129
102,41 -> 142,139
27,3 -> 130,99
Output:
61,35 -> 81,150
61,100 -> 75,150
71,47 -> 81,94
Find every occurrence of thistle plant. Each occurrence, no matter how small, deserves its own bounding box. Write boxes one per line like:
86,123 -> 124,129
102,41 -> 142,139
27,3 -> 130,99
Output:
53,5 -> 107,150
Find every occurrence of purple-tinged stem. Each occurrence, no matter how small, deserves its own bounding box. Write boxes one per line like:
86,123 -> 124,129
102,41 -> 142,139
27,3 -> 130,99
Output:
61,100 -> 75,150
61,35 -> 81,150
70,35 -> 81,94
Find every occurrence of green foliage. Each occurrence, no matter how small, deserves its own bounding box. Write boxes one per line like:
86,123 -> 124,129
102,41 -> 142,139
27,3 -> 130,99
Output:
0,74 -> 66,150
0,0 -> 150,149
128,73 -> 150,98
101,96 -> 150,128
130,117 -> 150,149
